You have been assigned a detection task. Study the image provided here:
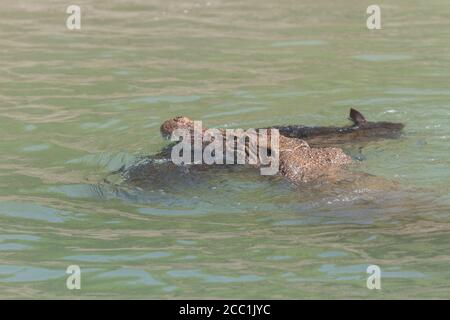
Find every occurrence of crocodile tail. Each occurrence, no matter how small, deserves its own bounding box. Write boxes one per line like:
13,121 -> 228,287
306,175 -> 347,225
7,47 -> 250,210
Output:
349,108 -> 367,126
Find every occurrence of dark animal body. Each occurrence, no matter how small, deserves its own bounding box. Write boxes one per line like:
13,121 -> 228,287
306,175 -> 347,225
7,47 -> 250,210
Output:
270,109 -> 404,147
119,108 -> 404,187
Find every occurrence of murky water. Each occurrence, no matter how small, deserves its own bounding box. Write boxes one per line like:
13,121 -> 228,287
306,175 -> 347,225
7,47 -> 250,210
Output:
0,0 -> 449,299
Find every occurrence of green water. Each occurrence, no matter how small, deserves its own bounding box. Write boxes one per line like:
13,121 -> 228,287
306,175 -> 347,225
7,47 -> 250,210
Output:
1,0 -> 449,299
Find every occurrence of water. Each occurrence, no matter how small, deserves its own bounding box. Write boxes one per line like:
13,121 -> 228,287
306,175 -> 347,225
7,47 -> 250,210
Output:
0,0 -> 449,299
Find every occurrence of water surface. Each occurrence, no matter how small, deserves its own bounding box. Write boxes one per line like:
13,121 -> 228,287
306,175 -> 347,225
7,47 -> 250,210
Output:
0,0 -> 449,299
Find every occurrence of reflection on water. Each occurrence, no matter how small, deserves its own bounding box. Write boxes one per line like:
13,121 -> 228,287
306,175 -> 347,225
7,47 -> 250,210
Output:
0,265 -> 65,283
0,0 -> 450,299
0,201 -> 76,223
354,54 -> 411,62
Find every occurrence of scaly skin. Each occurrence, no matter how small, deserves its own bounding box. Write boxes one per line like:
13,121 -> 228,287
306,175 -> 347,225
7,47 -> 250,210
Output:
159,117 -> 352,184
277,135 -> 351,184
160,109 -> 404,148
